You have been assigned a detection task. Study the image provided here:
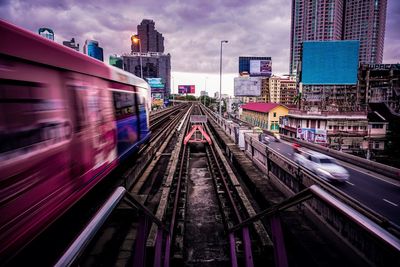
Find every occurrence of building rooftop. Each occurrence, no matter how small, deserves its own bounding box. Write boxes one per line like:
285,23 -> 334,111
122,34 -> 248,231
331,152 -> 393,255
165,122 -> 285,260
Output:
241,102 -> 281,113
368,111 -> 387,123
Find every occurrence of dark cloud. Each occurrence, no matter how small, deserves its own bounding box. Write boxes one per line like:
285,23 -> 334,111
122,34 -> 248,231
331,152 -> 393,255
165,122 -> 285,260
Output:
1,0 -> 399,75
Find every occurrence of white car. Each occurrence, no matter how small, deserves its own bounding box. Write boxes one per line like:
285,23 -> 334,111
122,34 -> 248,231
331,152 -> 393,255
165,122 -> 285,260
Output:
294,150 -> 350,183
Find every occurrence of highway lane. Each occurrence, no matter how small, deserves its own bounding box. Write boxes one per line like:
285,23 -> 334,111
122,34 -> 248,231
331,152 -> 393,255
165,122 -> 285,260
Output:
265,137 -> 400,226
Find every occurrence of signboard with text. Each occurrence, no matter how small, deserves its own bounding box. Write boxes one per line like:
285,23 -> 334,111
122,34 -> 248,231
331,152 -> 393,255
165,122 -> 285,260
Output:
250,59 -> 272,77
234,77 -> 261,96
296,128 -> 327,144
178,85 -> 195,94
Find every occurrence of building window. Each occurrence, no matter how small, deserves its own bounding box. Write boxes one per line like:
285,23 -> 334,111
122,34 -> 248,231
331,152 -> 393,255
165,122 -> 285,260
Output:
374,142 -> 380,149
273,112 -> 276,117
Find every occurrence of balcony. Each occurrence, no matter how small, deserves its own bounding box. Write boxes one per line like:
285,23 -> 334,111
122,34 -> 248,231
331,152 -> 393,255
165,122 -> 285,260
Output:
288,109 -> 367,119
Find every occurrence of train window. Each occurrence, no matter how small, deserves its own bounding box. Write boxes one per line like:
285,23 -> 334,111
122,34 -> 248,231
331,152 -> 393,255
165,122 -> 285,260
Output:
0,79 -> 71,157
112,91 -> 136,120
68,86 -> 87,132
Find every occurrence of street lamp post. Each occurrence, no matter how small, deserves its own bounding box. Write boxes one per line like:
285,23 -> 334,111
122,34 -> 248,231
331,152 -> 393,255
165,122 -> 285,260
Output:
172,76 -> 175,106
131,35 -> 143,78
219,40 -> 228,120
204,76 -> 208,106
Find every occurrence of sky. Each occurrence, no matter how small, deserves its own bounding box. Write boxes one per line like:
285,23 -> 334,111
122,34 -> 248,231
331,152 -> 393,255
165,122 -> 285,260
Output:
1,0 -> 399,97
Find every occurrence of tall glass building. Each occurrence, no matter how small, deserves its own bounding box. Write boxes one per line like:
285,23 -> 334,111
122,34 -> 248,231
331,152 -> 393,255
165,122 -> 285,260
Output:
38,28 -> 54,41
109,55 -> 123,69
83,40 -> 104,62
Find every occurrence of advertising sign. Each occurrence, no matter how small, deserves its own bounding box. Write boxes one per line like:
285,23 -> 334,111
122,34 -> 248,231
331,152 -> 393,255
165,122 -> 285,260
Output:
178,85 -> 195,94
152,93 -> 163,99
152,99 -> 163,106
250,60 -> 272,77
152,92 -> 164,107
296,128 -> 327,144
146,78 -> 165,88
301,41 -> 359,85
234,77 -> 261,96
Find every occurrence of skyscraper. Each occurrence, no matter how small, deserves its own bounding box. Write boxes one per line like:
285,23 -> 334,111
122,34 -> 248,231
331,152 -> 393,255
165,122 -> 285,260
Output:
63,38 -> 79,51
289,0 -> 387,75
109,54 -> 123,69
343,0 -> 387,64
131,19 -> 164,53
83,40 -> 104,62
38,28 -> 54,40
125,19 -> 171,104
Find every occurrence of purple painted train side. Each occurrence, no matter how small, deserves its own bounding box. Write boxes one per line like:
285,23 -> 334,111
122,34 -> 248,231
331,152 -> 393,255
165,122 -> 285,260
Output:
0,19 -> 151,260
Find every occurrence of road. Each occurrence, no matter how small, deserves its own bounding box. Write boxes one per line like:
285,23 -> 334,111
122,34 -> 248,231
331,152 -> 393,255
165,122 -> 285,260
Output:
266,137 -> 400,226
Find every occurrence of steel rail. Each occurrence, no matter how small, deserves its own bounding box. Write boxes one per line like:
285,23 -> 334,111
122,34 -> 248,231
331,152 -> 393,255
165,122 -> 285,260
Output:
54,187 -> 126,267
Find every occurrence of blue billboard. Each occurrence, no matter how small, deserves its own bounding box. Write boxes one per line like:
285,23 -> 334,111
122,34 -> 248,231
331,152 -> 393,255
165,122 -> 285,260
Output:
301,41 -> 359,85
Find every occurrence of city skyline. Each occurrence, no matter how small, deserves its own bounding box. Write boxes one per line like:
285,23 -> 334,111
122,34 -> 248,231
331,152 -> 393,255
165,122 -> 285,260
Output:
290,0 -> 388,75
1,0 -> 399,96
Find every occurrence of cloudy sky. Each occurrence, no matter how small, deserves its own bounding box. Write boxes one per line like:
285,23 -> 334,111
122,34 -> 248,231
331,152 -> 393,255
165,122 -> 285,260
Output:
1,0 -> 399,97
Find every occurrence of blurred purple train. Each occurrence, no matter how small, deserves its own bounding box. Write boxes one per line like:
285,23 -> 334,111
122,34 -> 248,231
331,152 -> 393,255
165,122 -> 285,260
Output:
0,19 -> 151,259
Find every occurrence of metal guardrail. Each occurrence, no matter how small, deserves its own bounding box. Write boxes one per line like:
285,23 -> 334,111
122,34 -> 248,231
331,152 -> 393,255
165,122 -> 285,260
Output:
229,185 -> 400,266
54,187 -> 167,267
54,187 -> 126,267
202,107 -> 400,266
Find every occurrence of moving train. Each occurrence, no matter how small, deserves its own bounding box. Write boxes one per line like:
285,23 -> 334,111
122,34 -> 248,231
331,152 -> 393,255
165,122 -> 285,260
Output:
0,19 -> 151,260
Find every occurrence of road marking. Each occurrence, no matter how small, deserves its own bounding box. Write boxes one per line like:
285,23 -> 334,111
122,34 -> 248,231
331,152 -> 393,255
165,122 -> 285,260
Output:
336,160 -> 400,188
383,199 -> 398,207
277,148 -> 281,151
345,181 -> 355,186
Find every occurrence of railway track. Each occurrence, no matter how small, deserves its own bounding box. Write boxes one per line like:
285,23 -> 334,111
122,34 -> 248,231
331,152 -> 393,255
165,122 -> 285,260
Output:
4,104 -> 190,267
9,102 -> 274,266
150,104 -> 272,266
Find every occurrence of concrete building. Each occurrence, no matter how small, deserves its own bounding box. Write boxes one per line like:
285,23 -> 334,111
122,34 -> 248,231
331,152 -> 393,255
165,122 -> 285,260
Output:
240,103 -> 289,132
366,108 -> 388,159
343,0 -> 387,65
125,19 -> 171,99
281,109 -> 368,154
300,84 -> 365,112
368,103 -> 400,167
359,64 -> 400,114
256,76 -> 296,105
63,38 -> 79,51
260,78 -> 270,103
268,76 -> 281,103
280,76 -> 297,107
131,19 -> 164,53
123,52 -> 171,97
289,0 -> 387,75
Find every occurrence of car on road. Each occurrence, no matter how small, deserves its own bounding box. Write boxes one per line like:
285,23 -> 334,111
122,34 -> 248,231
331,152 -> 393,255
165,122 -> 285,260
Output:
273,133 -> 281,142
294,149 -> 350,183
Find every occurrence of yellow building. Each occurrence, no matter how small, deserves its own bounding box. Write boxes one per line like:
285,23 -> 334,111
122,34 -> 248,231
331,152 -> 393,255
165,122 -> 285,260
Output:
240,102 -> 289,132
